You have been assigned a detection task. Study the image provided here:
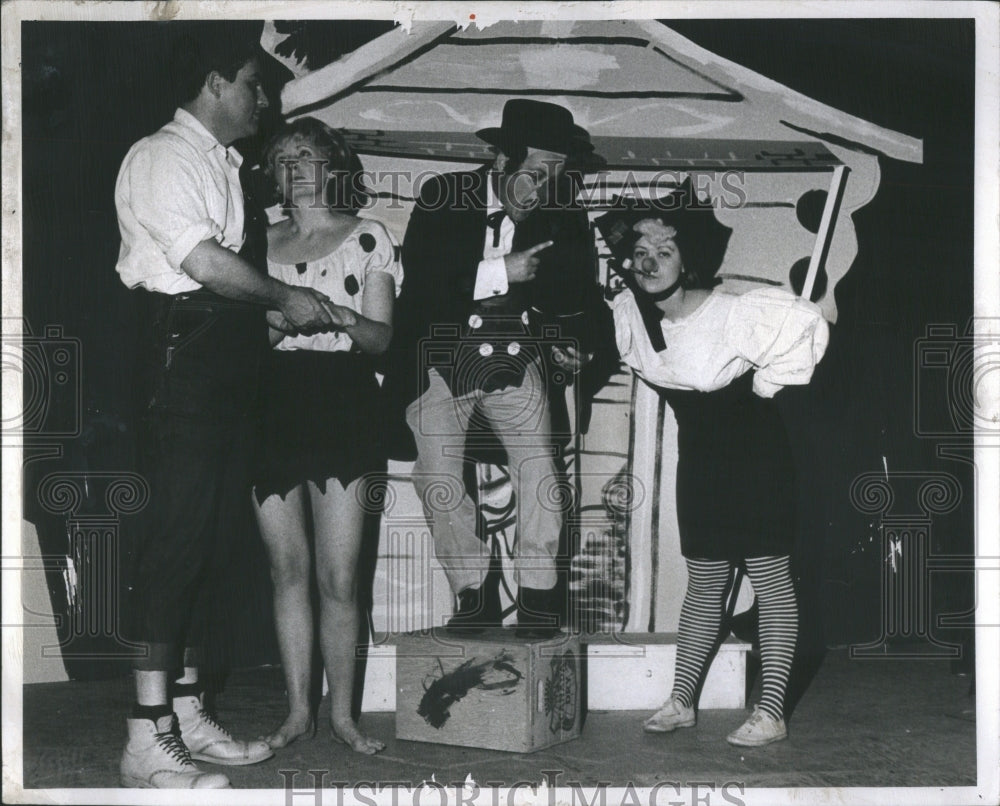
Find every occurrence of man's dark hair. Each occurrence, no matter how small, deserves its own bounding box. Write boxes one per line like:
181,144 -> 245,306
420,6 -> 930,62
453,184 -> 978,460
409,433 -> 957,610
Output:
169,23 -> 264,105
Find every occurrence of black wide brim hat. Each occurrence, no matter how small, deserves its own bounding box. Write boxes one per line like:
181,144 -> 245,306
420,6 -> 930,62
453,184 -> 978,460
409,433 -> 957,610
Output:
477,99 -> 607,172
564,126 -> 608,174
594,177 -> 732,286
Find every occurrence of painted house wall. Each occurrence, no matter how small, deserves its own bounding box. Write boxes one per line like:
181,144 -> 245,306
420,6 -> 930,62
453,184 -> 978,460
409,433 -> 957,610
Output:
275,19 -> 922,634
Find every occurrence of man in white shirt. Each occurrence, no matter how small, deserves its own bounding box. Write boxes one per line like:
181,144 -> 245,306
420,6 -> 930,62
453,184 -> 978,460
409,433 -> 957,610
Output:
115,25 -> 335,789
385,100 -> 608,638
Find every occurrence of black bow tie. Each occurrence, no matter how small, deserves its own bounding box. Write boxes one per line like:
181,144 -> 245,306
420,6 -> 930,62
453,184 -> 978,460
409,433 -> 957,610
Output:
486,210 -> 507,248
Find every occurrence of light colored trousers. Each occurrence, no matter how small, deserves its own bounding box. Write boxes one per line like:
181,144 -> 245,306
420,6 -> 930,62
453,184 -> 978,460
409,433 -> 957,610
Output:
405,364 -> 562,593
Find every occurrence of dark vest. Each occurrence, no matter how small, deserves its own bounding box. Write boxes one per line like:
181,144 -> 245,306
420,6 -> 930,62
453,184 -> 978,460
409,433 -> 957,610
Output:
448,209 -> 595,395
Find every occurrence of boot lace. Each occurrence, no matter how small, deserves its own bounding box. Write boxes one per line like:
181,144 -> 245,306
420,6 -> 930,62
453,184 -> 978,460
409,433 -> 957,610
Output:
193,702 -> 233,738
155,718 -> 194,765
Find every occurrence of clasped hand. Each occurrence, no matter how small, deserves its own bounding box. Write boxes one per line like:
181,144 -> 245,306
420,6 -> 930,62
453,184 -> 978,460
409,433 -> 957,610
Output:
270,286 -> 358,335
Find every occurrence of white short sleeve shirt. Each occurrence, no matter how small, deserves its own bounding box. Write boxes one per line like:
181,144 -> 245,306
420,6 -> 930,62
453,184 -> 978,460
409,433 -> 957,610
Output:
114,108 -> 247,294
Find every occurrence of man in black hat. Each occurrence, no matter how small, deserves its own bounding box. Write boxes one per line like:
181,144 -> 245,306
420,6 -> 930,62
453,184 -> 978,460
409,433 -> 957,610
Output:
386,99 -> 610,638
114,25 -> 335,788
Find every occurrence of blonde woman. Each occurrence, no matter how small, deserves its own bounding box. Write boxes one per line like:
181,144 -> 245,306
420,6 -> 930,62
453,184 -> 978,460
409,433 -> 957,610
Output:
253,118 -> 401,754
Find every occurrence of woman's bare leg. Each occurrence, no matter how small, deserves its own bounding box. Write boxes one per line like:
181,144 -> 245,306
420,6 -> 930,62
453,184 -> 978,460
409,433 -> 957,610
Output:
253,486 -> 315,748
310,477 -> 385,755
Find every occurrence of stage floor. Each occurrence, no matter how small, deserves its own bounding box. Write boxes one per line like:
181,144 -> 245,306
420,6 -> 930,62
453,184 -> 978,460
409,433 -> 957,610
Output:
18,648 -> 976,791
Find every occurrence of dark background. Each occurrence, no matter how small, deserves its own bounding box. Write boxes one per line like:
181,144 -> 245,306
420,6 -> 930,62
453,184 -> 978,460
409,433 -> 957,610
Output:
18,19 -> 976,680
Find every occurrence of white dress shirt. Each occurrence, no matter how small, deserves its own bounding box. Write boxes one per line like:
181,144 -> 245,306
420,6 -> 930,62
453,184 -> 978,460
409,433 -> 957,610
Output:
472,175 -> 513,301
114,108 -> 247,294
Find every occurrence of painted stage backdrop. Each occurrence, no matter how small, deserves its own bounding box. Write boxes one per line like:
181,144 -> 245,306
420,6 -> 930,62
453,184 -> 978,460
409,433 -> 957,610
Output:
267,19 -> 923,635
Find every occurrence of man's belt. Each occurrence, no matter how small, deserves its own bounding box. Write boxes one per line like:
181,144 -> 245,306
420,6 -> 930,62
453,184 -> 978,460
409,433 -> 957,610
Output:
137,287 -> 264,312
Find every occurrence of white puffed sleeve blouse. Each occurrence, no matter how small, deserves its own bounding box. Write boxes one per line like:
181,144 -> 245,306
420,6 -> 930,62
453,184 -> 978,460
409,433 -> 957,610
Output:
613,287 -> 830,398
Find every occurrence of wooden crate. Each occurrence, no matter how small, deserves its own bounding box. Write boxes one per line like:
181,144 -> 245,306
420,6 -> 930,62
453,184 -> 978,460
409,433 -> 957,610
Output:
395,629 -> 582,753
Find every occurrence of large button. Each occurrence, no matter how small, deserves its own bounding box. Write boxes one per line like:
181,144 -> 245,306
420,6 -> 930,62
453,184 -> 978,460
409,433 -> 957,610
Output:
507,342 -> 521,356
521,311 -> 530,326
468,314 -> 483,330
479,343 -> 494,357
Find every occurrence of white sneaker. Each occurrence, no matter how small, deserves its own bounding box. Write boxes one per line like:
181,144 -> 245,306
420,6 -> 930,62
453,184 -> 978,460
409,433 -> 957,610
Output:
726,705 -> 788,747
643,695 -> 696,733
120,714 -> 231,788
173,694 -> 273,766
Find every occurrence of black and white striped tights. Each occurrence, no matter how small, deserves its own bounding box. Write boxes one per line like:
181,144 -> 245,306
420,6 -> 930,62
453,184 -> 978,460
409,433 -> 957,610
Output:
671,555 -> 798,721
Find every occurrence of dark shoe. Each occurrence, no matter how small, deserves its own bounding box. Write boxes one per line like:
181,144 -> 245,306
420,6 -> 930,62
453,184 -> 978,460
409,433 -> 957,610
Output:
445,585 -> 502,634
514,586 -> 561,639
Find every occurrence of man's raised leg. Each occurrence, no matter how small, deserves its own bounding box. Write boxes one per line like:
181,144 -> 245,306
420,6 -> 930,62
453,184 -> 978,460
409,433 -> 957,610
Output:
406,370 -> 500,631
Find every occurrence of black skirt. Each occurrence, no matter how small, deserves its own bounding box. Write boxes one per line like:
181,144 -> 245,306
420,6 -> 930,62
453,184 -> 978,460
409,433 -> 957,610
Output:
660,372 -> 796,561
254,349 -> 385,504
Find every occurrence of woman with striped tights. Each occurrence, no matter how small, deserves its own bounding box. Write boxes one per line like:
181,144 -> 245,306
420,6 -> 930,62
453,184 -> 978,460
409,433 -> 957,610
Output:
597,183 -> 828,746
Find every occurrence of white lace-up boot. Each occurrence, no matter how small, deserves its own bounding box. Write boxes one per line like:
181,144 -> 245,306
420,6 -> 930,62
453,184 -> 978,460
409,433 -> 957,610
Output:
172,692 -> 273,766
120,713 -> 231,788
